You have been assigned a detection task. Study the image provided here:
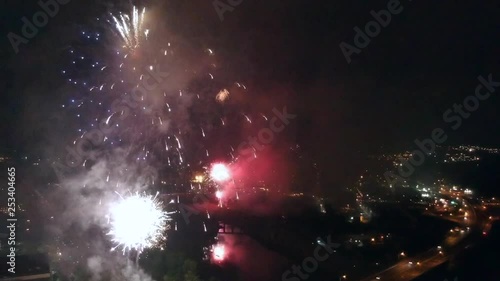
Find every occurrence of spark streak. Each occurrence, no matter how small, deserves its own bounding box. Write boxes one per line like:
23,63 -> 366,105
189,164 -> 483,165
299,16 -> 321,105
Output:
112,6 -> 146,50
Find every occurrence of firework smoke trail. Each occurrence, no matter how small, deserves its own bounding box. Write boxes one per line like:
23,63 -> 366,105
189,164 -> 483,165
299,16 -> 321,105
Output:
61,4 -> 255,179
46,4 -> 290,280
57,6 -> 264,268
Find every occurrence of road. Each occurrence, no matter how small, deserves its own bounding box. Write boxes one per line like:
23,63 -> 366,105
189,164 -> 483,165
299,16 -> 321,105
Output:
359,197 -> 478,281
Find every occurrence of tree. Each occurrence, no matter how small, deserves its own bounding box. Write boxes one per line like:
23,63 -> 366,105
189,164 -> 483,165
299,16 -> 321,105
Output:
184,271 -> 201,281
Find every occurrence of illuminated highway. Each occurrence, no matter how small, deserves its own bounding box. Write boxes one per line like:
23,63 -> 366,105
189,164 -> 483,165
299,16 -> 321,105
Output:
361,249 -> 447,281
359,196 -> 478,281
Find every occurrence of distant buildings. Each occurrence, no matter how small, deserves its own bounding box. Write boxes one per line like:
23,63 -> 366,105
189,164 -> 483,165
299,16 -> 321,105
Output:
374,145 -> 500,165
443,145 -> 500,163
0,156 -> 10,163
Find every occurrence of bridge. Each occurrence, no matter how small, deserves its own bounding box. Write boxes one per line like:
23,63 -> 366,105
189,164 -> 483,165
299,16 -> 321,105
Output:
217,221 -> 245,235
483,202 -> 500,206
209,210 -> 349,278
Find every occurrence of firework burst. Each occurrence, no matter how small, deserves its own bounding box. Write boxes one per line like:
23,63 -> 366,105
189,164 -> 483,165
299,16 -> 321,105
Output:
62,5 -> 252,176
108,191 -> 171,253
210,163 -> 231,182
212,243 -> 226,262
111,6 -> 147,50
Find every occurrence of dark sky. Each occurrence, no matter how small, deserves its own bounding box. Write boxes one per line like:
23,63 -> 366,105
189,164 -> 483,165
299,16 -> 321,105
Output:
1,0 -> 500,188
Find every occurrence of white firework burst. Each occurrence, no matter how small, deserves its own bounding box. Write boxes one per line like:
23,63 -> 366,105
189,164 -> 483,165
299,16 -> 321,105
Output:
108,191 -> 172,254
111,6 -> 147,50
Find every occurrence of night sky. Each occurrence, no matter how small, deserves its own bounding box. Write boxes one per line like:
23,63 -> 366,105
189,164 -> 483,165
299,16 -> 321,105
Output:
1,0 -> 500,189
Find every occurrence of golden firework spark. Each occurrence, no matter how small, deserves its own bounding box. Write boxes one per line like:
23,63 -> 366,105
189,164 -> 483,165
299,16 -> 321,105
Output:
216,89 -> 230,103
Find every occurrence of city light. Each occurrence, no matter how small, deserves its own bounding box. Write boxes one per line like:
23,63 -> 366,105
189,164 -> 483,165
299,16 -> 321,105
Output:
193,174 -> 204,183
